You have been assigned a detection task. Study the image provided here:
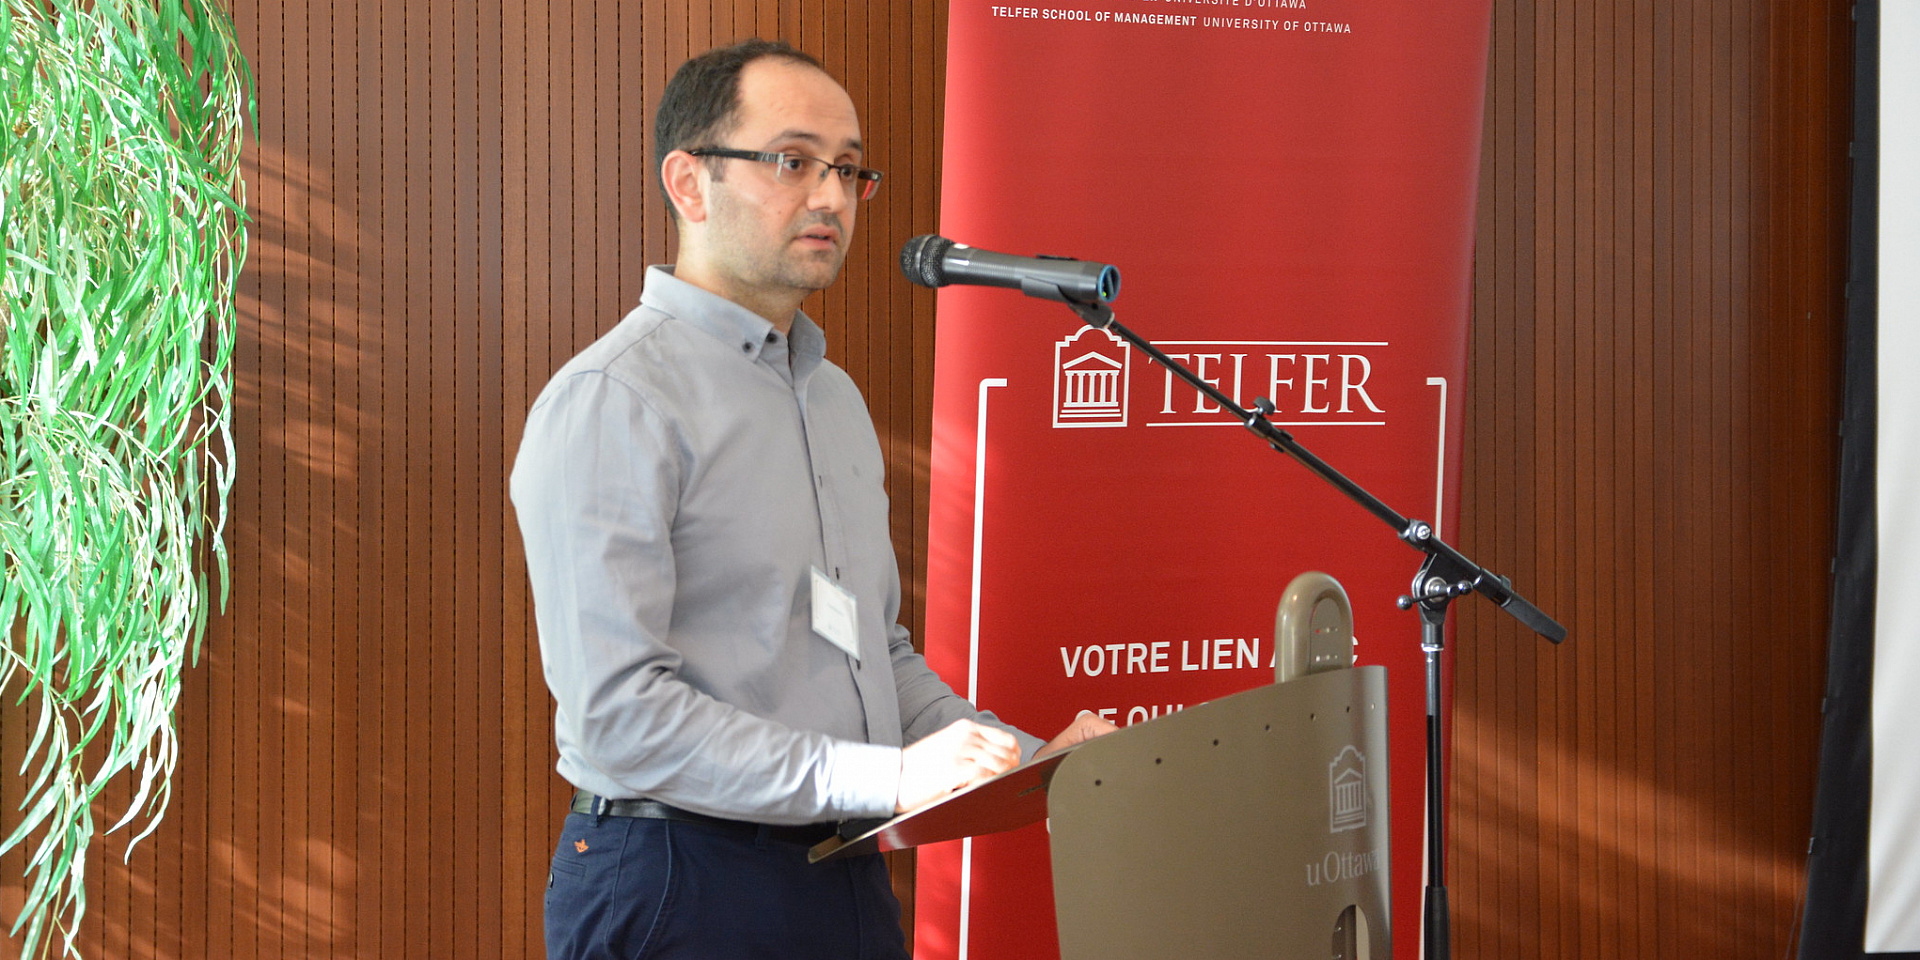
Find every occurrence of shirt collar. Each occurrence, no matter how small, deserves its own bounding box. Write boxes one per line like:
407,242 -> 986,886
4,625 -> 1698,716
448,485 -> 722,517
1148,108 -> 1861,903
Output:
640,265 -> 826,377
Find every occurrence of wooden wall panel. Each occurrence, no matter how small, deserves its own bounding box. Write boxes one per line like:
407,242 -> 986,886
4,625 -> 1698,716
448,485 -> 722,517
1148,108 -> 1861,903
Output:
1,2 -> 950,958
1455,1 -> 1849,958
0,1 -> 1848,957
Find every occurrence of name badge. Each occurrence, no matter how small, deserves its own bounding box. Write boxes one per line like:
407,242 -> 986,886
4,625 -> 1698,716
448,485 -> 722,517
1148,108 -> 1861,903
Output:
811,566 -> 861,662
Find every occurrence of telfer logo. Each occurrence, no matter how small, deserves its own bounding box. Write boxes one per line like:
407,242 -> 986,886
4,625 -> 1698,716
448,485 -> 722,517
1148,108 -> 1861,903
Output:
1050,326 -> 1389,430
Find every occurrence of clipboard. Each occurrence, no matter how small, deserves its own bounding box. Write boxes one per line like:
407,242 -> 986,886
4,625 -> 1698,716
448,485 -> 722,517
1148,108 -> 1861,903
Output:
808,745 -> 1080,863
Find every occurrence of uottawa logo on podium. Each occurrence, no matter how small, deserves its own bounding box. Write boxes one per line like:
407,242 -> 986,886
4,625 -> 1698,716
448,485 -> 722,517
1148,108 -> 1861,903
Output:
1050,325 -> 1391,430
1328,745 -> 1369,833
1304,744 -> 1384,888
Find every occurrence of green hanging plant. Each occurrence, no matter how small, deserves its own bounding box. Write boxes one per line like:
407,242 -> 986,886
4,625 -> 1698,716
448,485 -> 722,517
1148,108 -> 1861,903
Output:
0,0 -> 252,955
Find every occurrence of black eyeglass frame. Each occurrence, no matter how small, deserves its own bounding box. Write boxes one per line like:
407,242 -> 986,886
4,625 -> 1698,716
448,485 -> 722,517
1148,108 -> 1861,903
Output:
686,147 -> 884,200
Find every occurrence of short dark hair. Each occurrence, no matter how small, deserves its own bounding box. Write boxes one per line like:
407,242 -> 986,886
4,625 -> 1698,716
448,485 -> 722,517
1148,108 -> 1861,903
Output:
653,39 -> 823,216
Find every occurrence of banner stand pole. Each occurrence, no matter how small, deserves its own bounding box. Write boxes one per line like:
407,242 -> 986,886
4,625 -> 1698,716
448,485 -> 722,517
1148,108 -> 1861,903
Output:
1057,296 -> 1569,959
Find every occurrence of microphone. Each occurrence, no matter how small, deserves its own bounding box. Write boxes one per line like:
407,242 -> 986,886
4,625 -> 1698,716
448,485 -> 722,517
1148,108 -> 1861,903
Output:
899,234 -> 1121,305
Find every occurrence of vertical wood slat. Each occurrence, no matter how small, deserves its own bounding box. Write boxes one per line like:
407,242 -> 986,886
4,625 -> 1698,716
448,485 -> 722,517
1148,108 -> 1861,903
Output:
0,2 -> 1847,958
1455,2 -> 1849,959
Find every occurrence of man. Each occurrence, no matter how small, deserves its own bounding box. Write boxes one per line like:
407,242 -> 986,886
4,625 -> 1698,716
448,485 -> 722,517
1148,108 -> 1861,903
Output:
511,39 -> 1112,959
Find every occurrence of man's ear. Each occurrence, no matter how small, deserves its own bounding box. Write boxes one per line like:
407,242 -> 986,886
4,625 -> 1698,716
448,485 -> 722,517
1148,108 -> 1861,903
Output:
661,151 -> 708,223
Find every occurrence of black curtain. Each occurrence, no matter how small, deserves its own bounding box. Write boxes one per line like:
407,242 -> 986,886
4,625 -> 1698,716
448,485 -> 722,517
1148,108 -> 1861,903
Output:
1798,2 -> 1893,956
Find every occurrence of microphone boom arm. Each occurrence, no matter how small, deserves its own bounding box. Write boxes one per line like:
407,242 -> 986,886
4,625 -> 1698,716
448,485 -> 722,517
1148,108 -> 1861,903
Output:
1062,299 -> 1566,644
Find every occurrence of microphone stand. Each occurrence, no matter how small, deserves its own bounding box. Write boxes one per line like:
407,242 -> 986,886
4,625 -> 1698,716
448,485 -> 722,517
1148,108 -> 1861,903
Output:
1058,297 -> 1567,960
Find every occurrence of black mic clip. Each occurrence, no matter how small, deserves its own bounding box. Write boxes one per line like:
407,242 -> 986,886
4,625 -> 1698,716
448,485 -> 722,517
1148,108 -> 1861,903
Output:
1065,296 -> 1115,330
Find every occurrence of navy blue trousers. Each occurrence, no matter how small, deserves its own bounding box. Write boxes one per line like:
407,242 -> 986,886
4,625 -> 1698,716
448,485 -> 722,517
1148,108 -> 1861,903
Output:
545,811 -> 911,959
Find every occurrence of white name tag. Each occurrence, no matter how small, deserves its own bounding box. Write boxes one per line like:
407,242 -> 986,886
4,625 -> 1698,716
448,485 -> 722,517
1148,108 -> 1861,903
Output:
811,566 -> 861,662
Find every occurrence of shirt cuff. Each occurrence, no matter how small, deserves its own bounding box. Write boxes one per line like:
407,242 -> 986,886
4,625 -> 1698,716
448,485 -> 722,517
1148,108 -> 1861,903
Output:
824,740 -> 904,819
1014,729 -> 1046,762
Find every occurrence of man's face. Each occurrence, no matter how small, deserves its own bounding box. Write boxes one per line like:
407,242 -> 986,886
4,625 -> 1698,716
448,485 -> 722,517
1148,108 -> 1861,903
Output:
693,58 -> 863,302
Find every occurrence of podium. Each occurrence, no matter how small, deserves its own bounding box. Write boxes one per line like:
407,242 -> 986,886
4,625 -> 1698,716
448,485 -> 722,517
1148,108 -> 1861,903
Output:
811,665 -> 1392,959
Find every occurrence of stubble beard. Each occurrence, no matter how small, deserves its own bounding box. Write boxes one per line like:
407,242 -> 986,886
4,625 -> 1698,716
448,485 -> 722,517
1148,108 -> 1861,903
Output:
773,243 -> 845,292
771,213 -> 850,292
708,192 -> 850,297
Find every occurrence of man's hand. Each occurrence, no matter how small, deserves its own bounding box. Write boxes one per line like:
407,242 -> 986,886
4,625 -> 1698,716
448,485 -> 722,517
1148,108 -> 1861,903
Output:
896,719 -> 1022,813
1033,710 -> 1119,760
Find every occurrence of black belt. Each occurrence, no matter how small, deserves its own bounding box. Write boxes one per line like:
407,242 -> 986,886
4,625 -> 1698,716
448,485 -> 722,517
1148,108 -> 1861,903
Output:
570,791 -> 840,847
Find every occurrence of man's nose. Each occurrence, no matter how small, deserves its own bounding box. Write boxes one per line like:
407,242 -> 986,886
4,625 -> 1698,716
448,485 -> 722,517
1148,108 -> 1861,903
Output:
805,169 -> 852,212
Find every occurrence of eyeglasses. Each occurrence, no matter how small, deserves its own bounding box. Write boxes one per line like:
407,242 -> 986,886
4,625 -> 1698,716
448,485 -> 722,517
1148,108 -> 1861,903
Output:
687,147 -> 884,200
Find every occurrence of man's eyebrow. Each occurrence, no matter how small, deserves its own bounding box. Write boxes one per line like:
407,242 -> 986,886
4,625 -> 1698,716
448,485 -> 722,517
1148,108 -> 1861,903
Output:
766,129 -> 863,154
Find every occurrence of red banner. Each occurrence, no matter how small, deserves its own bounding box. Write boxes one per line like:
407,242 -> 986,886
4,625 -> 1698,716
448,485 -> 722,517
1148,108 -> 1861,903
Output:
915,2 -> 1492,958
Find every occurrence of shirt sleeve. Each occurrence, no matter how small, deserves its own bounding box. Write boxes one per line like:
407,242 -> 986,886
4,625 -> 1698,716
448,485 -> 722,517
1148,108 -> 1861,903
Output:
888,614 -> 1047,761
512,370 -> 903,824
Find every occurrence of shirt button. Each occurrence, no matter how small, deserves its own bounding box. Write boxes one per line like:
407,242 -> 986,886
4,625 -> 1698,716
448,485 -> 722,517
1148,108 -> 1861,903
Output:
766,332 -> 777,343
741,341 -> 752,352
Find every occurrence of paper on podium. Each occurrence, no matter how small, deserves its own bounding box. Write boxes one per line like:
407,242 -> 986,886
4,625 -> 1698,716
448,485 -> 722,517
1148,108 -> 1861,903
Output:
808,746 -> 1080,863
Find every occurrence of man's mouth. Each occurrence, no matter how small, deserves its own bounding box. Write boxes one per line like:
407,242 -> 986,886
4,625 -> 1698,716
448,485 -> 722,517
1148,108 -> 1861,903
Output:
797,227 -> 840,247
795,218 -> 844,248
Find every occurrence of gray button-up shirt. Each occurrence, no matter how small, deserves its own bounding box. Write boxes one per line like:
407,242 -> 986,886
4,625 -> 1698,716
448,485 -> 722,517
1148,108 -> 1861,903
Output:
512,267 -> 1038,825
